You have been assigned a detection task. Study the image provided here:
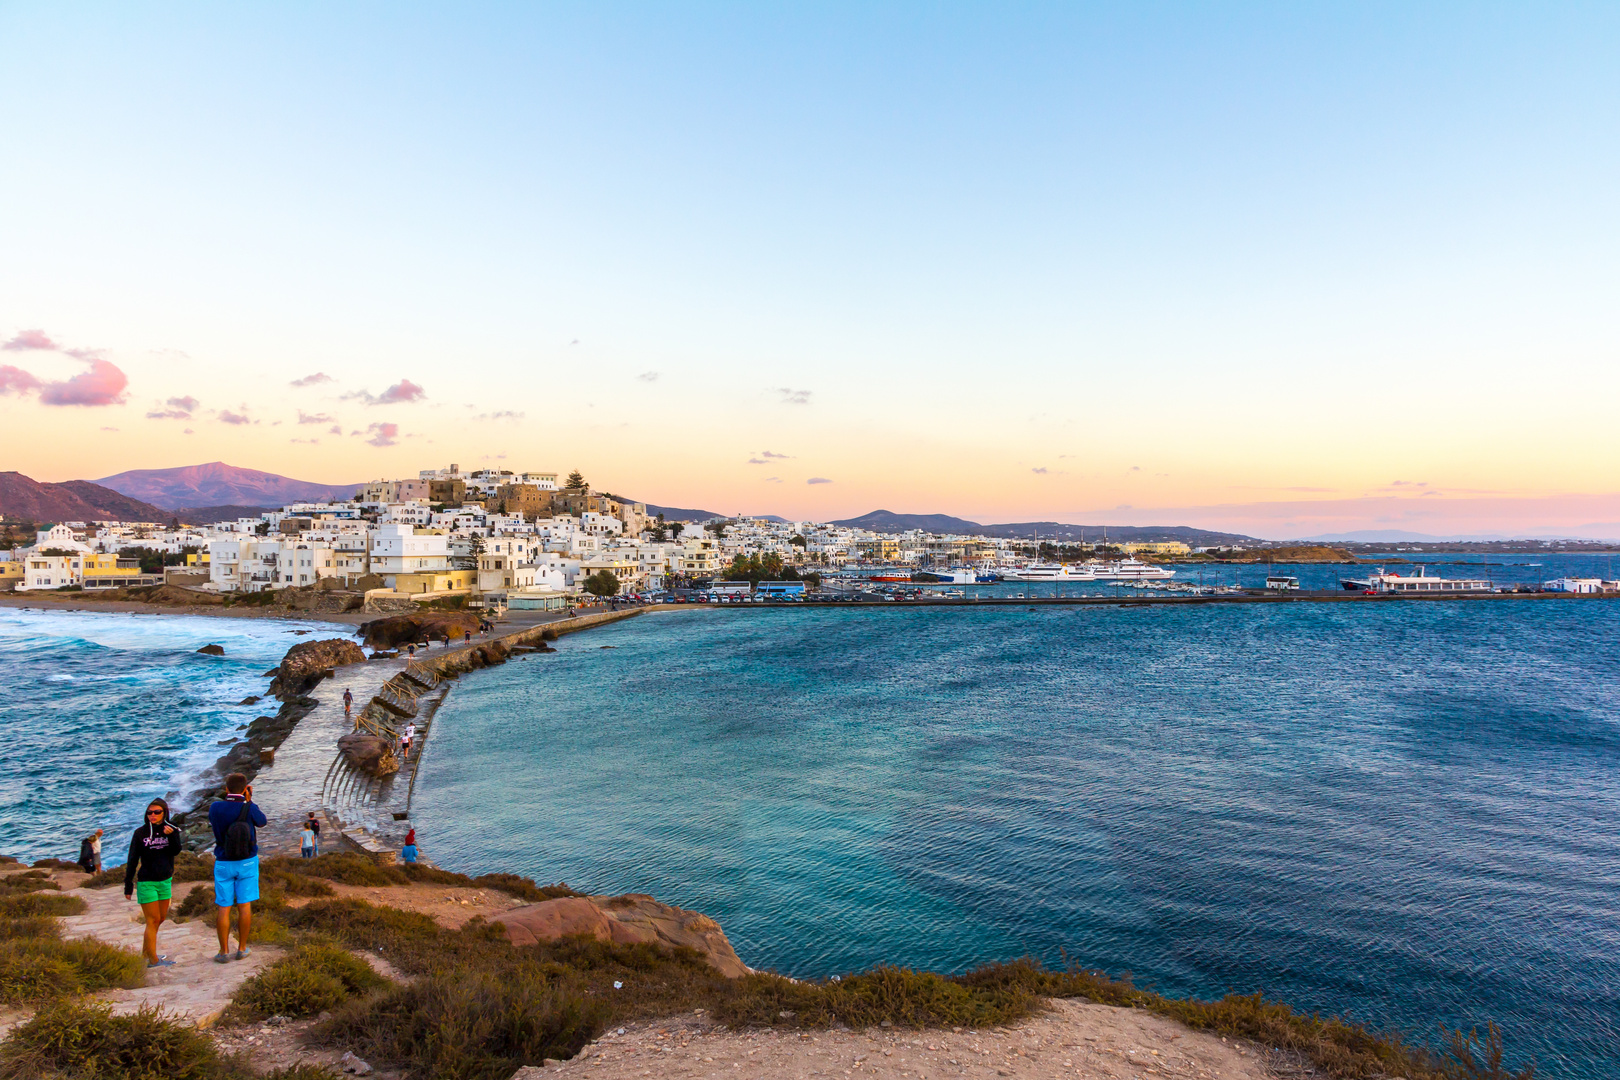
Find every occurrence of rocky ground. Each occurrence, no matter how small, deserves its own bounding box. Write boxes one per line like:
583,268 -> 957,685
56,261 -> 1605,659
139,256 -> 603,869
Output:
518,1002 -> 1284,1080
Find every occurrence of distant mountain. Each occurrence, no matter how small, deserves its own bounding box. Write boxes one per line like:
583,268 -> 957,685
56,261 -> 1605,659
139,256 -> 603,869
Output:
829,510 -> 1254,545
830,510 -> 984,533
172,505 -> 272,525
95,462 -> 362,510
641,502 -> 726,523
0,472 -> 172,524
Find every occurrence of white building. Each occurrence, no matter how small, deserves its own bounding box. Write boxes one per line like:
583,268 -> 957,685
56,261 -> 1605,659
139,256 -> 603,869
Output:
369,524 -> 450,576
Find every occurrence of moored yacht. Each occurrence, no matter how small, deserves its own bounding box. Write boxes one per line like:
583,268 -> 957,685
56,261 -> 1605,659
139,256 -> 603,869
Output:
1003,563 -> 1097,581
1086,557 -> 1175,580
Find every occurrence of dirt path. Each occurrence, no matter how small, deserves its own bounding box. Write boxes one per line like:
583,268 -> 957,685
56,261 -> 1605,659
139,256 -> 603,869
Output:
532,1002 -> 1278,1080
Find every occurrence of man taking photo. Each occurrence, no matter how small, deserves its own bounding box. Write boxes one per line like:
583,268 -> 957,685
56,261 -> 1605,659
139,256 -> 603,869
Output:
208,772 -> 266,963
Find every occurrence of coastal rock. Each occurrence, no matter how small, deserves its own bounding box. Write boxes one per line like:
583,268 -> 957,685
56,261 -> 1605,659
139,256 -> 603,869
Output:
337,733 -> 399,776
238,695 -> 260,706
356,611 -> 483,650
197,644 -> 225,656
492,894 -> 748,977
267,638 -> 366,699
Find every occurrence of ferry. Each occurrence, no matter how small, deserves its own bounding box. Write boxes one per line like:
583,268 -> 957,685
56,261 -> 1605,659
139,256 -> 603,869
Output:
1003,563 -> 1097,582
1342,566 -> 1493,593
1086,558 -> 1175,581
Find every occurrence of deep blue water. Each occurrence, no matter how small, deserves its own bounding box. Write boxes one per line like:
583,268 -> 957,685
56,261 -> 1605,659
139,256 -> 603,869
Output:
417,595 -> 1620,1078
0,608 -> 346,864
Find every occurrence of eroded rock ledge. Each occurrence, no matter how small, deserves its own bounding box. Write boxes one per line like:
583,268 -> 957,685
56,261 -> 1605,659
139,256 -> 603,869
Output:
493,893 -> 750,978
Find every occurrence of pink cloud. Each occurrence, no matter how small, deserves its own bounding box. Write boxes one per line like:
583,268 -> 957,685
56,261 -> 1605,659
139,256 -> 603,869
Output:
0,365 -> 41,395
328,424 -> 343,435
297,410 -> 335,424
217,408 -> 251,425
2,329 -> 58,351
291,372 -> 333,387
344,379 -> 425,406
362,422 -> 399,447
38,358 -> 128,406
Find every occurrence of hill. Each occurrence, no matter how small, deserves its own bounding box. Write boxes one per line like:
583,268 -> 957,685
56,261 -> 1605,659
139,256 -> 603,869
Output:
642,502 -> 726,523
830,510 -> 1255,545
95,462 -> 362,509
829,510 -> 984,533
172,504 -> 272,525
0,472 -> 173,523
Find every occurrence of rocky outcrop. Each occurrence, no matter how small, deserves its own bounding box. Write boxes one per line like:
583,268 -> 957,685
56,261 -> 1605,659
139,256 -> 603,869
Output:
338,733 -> 399,776
196,644 -> 225,656
357,611 -> 483,649
492,893 -> 749,977
267,638 -> 367,700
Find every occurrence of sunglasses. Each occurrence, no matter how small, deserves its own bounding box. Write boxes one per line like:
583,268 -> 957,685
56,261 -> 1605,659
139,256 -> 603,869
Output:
147,809 -> 164,817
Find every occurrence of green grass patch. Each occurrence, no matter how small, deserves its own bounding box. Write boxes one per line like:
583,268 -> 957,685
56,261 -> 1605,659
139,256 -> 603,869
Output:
229,939 -> 389,1021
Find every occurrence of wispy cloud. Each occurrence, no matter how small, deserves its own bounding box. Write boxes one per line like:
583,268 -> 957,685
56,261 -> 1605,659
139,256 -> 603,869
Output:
297,410 -> 335,425
2,329 -> 58,351
1031,467 -> 1048,474
146,395 -> 199,420
776,388 -> 812,405
217,408 -> 251,425
474,410 -> 525,421
807,477 -> 832,485
345,379 -> 426,406
290,372 -> 333,387
636,371 -> 660,383
0,366 -> 41,395
748,458 -> 767,465
760,450 -> 791,459
328,424 -> 343,435
290,437 -> 320,445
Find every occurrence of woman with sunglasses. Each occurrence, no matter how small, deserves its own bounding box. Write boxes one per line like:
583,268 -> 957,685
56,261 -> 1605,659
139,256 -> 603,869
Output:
123,798 -> 182,968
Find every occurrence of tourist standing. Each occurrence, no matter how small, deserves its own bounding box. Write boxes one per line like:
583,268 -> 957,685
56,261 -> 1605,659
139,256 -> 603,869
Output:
401,721 -> 416,758
123,798 -> 181,967
299,822 -> 316,858
208,773 -> 266,963
305,812 -> 321,855
342,687 -> 353,715
400,828 -> 418,864
77,832 -> 96,874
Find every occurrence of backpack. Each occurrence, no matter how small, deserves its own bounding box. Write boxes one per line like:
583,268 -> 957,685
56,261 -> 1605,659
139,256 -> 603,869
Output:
223,799 -> 255,861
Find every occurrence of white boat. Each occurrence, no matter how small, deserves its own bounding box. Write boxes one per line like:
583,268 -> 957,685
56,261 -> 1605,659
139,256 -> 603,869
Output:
920,567 -> 982,584
1003,563 -> 1097,582
1086,558 -> 1175,580
1363,566 -> 1493,593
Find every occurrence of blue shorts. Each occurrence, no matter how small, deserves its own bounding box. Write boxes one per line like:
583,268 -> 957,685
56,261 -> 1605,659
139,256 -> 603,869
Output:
214,854 -> 260,907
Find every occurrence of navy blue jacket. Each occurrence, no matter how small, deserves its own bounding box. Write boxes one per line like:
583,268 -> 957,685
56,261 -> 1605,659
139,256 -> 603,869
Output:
208,794 -> 267,860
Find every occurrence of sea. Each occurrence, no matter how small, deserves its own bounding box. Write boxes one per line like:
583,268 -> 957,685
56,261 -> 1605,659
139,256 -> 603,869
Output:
0,607 -> 348,863
413,554 -> 1620,1080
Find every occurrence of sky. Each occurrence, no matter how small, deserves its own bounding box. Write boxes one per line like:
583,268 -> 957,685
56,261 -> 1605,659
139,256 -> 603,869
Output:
2,3 -> 1618,538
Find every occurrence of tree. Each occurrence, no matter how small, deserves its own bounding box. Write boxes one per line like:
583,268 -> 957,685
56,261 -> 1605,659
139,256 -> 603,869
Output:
669,522 -> 685,540
789,534 -> 808,548
565,470 -> 587,491
650,523 -> 668,542
708,521 -> 728,539
582,570 -> 620,597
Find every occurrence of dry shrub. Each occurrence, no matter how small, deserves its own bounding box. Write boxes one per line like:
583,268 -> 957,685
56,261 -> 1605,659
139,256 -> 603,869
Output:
0,892 -> 85,918
0,935 -> 146,1004
83,851 -> 213,891
0,1000 -> 223,1080
0,916 -> 58,941
174,883 -> 214,921
231,940 -> 388,1020
0,870 -> 59,893
280,852 -> 408,888
470,873 -> 580,903
30,859 -> 81,872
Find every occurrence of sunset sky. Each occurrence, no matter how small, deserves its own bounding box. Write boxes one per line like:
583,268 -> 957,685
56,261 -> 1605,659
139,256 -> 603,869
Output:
2,4 -> 1618,537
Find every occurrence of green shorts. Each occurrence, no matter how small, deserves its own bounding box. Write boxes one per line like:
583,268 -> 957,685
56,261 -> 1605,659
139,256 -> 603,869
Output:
134,879 -> 173,904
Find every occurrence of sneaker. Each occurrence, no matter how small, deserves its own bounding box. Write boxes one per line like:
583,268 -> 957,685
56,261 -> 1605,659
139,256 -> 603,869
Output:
234,946 -> 252,961
213,952 -> 231,964
147,958 -> 175,968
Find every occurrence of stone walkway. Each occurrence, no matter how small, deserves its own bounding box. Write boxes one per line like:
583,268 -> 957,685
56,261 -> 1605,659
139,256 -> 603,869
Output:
1,870 -> 279,1035
250,652 -> 409,857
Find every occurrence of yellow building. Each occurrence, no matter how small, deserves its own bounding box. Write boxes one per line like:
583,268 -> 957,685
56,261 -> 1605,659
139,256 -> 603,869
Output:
1117,541 -> 1191,556
389,569 -> 478,595
0,560 -> 22,591
81,553 -> 162,589
854,537 -> 901,562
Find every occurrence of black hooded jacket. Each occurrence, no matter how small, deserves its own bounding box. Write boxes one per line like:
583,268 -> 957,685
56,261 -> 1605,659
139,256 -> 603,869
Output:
123,805 -> 183,894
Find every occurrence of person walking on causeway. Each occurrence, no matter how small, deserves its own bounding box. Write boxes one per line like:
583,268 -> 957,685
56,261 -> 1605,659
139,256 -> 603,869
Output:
123,798 -> 182,968
208,773 -> 267,963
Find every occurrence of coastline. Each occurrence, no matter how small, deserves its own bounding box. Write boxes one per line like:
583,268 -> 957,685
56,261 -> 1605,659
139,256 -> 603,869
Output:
0,592 -> 371,625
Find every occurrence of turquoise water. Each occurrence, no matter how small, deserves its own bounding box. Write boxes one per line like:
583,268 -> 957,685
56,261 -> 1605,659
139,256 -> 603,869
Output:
0,608 -> 346,864
417,598 -> 1620,1078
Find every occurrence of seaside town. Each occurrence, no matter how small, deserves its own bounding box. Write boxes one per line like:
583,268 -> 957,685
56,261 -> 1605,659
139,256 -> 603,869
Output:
6,463 -> 1618,606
